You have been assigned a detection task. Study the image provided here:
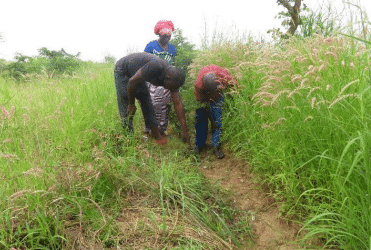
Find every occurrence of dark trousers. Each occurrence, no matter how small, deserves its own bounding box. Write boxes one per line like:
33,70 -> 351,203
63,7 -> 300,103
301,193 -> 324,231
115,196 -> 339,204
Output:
114,71 -> 158,131
195,96 -> 224,149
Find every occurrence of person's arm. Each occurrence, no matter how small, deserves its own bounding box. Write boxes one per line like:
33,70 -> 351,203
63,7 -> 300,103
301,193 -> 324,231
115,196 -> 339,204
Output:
205,105 -> 218,131
170,90 -> 190,144
195,86 -> 211,103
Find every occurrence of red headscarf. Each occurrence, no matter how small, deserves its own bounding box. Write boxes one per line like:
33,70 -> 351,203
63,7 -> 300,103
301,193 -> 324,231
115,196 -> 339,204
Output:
154,20 -> 174,36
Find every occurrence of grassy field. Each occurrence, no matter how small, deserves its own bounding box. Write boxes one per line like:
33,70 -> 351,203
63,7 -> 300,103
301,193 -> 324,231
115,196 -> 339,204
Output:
1,32 -> 371,249
0,62 -> 253,249
189,34 -> 371,249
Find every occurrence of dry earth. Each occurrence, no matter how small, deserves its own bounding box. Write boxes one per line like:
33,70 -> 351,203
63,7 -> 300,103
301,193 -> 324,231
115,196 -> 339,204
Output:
198,149 -> 303,250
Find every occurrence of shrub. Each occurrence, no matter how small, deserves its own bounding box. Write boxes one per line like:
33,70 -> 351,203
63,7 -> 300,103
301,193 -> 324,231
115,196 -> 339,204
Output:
2,48 -> 81,81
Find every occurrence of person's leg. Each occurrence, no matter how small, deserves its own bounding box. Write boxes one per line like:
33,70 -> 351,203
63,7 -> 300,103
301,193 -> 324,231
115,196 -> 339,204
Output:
114,72 -> 133,132
150,86 -> 170,135
160,104 -> 171,135
210,96 -> 224,159
161,89 -> 172,135
195,107 -> 208,151
136,83 -> 163,140
150,104 -> 166,135
143,84 -> 170,136
143,81 -> 156,134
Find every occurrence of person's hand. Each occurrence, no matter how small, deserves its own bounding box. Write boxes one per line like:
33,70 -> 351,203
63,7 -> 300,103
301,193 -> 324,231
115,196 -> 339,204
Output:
155,135 -> 168,146
211,120 -> 218,132
127,103 -> 136,118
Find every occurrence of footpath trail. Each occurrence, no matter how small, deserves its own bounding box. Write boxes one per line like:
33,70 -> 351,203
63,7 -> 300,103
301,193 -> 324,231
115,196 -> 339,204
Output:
198,150 -> 302,250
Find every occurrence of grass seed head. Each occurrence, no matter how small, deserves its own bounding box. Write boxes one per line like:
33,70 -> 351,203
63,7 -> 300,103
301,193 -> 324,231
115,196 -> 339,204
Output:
350,62 -> 354,70
2,139 -> 13,144
23,114 -> 29,123
0,105 -> 10,118
311,97 -> 316,109
329,94 -> 358,108
304,116 -> 313,122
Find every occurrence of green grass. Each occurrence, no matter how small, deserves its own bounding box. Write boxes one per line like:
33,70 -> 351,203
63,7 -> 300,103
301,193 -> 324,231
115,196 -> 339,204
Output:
0,62 -> 251,249
188,33 -> 371,249
2,14 -> 371,249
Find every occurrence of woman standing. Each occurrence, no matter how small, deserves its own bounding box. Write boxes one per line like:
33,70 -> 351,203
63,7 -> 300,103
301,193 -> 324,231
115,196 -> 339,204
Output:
143,20 -> 176,137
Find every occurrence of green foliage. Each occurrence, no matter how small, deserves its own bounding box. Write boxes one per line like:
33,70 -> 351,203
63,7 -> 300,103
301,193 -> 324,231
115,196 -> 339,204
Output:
0,59 -> 5,73
2,48 -> 81,81
168,29 -> 197,133
104,54 -> 116,64
269,0 -> 345,40
38,47 -> 81,75
171,29 -> 196,72
298,3 -> 342,38
268,0 -> 307,40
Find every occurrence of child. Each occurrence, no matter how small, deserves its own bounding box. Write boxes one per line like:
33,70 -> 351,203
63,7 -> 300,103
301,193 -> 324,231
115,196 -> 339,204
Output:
194,65 -> 238,159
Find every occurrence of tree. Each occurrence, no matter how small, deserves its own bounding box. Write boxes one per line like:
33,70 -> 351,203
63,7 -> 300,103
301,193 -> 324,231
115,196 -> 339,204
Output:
38,47 -> 81,75
278,0 -> 303,35
104,54 -> 116,64
269,0 -> 305,39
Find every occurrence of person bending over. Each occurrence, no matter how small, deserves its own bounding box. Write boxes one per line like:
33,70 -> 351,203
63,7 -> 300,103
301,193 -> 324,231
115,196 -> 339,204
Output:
114,52 -> 190,145
194,65 -> 238,159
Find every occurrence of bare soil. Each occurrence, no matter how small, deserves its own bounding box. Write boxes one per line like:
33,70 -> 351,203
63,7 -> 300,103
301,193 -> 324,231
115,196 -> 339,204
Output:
198,149 -> 302,250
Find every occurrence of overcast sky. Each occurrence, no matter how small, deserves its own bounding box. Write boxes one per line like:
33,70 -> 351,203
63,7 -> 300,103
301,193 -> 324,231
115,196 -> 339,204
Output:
1,0 -> 370,62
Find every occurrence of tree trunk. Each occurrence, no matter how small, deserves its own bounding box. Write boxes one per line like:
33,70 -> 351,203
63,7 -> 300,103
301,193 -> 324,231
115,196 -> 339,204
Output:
277,0 -> 302,36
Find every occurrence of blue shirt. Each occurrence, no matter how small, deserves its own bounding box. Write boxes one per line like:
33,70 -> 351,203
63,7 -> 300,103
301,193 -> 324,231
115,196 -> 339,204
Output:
144,40 -> 176,65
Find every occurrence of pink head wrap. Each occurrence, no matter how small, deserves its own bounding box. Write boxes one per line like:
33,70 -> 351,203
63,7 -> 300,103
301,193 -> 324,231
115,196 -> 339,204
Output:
154,20 -> 175,36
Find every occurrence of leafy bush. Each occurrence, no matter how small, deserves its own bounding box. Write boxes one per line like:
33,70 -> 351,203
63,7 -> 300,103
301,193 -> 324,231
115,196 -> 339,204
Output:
171,29 -> 196,72
104,54 -> 116,64
38,47 -> 81,75
168,29 -> 197,132
2,48 -> 81,81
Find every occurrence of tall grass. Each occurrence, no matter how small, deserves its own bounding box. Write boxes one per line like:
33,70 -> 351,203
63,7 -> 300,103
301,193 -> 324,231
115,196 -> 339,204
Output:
189,28 -> 371,248
0,62 -> 251,249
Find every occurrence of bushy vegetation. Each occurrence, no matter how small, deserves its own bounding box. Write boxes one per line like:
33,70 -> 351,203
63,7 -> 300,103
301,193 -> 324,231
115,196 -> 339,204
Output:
172,28 -> 197,72
1,47 -> 81,81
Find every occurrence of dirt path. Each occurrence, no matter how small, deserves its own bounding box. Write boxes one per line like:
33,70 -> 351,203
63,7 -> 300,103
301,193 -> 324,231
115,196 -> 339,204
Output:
198,150 -> 302,250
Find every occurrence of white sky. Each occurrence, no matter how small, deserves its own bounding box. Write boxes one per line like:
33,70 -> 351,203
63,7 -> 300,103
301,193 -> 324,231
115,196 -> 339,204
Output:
0,0 -> 370,62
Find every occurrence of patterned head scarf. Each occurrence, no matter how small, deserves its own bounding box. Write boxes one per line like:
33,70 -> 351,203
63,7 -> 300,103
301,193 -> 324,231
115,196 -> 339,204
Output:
154,20 -> 174,36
